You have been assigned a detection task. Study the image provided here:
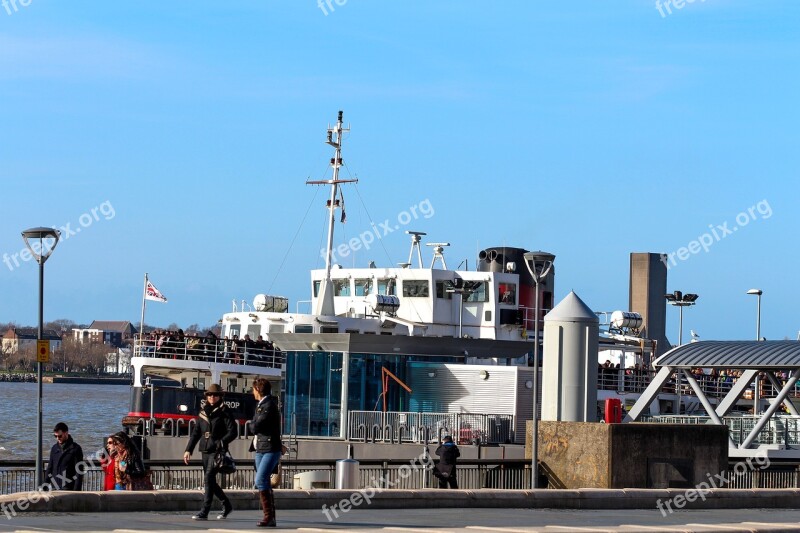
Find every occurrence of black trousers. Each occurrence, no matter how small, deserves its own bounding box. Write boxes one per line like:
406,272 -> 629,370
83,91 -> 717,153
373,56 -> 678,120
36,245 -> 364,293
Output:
200,452 -> 229,513
436,467 -> 458,489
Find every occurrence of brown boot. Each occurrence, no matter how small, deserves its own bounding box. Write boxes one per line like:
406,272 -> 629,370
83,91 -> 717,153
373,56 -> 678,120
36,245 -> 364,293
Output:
268,490 -> 277,525
257,489 -> 275,527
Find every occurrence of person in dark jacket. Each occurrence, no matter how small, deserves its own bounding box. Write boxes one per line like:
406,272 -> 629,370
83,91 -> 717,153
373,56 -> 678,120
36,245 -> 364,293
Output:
44,422 -> 84,491
248,377 -> 282,527
434,435 -> 460,489
184,383 -> 237,520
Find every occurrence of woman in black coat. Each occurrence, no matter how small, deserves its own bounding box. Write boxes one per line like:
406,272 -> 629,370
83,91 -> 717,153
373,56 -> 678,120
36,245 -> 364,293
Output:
184,383 -> 237,520
248,377 -> 282,527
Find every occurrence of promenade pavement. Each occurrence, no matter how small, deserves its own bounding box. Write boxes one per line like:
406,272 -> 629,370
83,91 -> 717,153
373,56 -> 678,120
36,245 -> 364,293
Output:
3,489 -> 800,532
3,508 -> 800,532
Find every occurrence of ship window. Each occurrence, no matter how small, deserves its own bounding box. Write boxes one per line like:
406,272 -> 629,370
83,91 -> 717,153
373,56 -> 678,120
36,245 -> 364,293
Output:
228,325 -> 241,338
313,280 -> 321,297
334,279 -> 351,297
435,281 -> 453,299
498,283 -> 516,304
402,280 -> 429,298
247,325 -> 261,339
354,278 -> 372,296
321,326 -> 338,334
294,325 -> 313,333
377,279 -> 396,296
268,325 -> 285,333
465,282 -> 488,302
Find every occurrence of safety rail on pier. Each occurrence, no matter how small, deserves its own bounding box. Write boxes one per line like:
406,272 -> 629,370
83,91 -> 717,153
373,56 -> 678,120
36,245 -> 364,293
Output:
347,411 -> 516,445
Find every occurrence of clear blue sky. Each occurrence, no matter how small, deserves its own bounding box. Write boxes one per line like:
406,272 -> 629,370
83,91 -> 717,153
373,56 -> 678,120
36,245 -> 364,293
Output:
1,1 -> 797,342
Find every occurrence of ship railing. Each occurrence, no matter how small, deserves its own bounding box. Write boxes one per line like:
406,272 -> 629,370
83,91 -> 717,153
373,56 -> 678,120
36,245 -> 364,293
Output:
132,335 -> 284,369
347,411 -> 516,445
518,306 -> 551,335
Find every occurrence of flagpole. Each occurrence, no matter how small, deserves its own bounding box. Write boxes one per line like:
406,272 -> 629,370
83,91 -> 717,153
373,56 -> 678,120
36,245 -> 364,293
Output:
140,273 -> 148,341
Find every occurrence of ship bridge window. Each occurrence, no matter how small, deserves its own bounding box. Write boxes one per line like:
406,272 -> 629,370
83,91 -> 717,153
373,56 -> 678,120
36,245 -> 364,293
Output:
268,325 -> 285,334
228,325 -> 241,338
321,326 -> 338,334
498,283 -> 516,304
313,280 -> 320,297
247,325 -> 261,339
435,281 -> 454,299
402,280 -> 429,298
377,279 -> 396,296
294,325 -> 314,333
354,278 -> 372,296
464,282 -> 488,302
334,279 -> 351,297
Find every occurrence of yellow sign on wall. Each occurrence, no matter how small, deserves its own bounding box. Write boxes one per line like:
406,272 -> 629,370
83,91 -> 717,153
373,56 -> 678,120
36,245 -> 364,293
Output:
36,340 -> 50,363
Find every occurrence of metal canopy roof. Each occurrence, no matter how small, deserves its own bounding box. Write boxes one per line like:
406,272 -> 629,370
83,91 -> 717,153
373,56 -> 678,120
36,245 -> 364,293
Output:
269,332 -> 532,359
654,340 -> 800,369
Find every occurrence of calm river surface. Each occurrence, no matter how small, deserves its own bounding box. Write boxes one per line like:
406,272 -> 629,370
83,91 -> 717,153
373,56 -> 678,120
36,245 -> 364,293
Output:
0,383 -> 130,460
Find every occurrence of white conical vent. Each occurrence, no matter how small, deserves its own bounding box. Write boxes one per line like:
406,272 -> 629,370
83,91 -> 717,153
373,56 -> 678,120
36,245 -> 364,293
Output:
544,291 -> 597,323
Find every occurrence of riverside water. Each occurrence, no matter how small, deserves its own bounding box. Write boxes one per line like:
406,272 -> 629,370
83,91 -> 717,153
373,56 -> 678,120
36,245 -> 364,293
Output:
0,383 -> 130,460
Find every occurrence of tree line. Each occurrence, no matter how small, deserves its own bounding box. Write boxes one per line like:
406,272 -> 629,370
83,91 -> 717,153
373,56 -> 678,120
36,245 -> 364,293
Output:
1,319 -> 219,374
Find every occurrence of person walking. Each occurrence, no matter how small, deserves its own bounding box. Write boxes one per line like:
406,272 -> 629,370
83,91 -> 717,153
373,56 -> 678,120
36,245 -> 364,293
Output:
112,432 -> 150,490
248,378 -> 282,527
184,383 -> 237,521
44,422 -> 84,491
434,435 -> 460,489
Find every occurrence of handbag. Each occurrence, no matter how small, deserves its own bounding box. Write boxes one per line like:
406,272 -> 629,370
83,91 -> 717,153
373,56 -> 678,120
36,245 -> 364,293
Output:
214,448 -> 237,475
126,470 -> 155,491
270,462 -> 282,488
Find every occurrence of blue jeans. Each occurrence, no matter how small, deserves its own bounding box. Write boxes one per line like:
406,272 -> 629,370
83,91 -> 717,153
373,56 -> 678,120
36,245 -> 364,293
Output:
254,451 -> 281,491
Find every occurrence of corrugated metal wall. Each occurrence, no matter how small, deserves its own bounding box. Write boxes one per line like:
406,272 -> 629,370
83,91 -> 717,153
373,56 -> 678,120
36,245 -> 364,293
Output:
405,362 -> 536,442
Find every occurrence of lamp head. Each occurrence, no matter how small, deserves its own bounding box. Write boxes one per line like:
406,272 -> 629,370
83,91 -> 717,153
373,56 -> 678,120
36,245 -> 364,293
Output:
523,251 -> 556,281
21,227 -> 61,264
747,289 -> 763,296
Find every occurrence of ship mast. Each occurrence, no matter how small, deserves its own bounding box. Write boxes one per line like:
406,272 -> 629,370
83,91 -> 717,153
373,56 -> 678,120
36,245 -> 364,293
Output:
307,110 -> 358,316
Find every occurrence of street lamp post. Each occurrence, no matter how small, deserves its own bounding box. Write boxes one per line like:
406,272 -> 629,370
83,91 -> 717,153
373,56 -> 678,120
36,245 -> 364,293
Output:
747,289 -> 762,341
664,290 -> 699,347
21,227 -> 61,488
747,289 -> 763,417
664,290 -> 698,415
523,251 -> 555,490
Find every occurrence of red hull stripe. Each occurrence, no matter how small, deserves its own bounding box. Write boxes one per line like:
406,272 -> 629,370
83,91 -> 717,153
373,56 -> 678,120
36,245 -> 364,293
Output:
126,412 -> 248,423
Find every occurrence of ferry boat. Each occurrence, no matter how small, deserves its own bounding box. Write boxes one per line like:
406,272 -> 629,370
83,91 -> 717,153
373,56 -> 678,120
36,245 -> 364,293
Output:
126,111 -> 677,460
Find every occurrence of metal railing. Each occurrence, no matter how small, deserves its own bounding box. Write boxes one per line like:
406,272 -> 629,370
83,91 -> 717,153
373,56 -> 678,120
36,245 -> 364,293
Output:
640,414 -> 800,447
133,335 -> 283,369
6,458 -> 800,493
347,411 -> 516,444
0,459 -> 531,495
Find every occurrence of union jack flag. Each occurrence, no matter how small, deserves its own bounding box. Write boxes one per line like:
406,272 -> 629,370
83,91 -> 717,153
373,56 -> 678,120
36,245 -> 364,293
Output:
145,280 -> 167,303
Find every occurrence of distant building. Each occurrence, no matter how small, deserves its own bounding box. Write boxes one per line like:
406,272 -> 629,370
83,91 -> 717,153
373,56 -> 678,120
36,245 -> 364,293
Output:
2,327 -> 62,354
105,347 -> 132,374
73,321 -> 137,348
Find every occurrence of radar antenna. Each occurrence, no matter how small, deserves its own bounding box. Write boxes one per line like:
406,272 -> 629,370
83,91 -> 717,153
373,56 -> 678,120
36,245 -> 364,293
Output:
426,242 -> 450,269
405,231 -> 426,268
